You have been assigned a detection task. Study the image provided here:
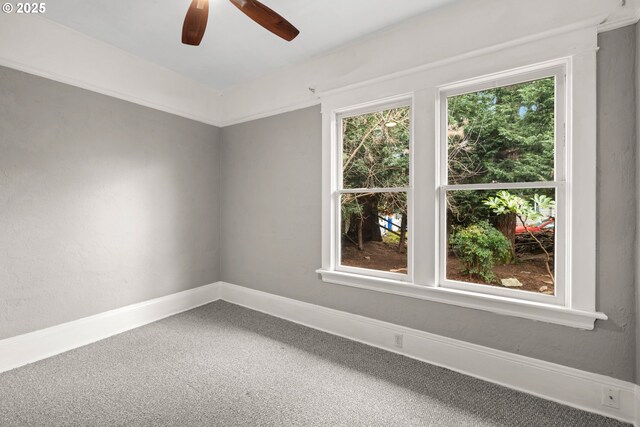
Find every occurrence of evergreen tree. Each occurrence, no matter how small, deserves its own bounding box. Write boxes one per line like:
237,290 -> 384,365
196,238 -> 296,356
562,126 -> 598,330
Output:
447,77 -> 555,230
341,107 -> 409,250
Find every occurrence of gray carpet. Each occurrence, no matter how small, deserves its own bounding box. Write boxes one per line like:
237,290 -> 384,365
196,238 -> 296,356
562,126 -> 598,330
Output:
0,301 -> 629,427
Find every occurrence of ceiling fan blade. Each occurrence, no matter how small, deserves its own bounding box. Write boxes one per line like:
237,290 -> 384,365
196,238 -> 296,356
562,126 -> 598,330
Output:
229,0 -> 299,42
182,0 -> 209,46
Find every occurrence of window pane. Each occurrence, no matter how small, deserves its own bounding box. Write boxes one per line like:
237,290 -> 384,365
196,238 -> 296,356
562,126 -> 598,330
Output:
342,106 -> 410,189
445,188 -> 556,294
340,192 -> 408,274
447,77 -> 555,185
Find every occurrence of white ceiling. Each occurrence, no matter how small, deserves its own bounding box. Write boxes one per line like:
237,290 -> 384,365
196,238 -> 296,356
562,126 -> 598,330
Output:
42,0 -> 461,91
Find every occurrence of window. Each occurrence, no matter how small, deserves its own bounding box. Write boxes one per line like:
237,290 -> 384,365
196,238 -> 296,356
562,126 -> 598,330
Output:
439,67 -> 565,305
318,29 -> 604,329
336,101 -> 412,281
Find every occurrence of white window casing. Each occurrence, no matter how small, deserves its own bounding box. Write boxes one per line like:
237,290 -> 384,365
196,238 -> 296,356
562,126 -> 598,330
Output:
317,25 -> 605,330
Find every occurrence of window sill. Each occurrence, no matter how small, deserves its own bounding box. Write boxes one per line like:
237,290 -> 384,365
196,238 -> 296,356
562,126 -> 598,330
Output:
316,269 -> 607,330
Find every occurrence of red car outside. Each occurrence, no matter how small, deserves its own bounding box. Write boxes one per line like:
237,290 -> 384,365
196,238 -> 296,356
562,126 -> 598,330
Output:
515,217 -> 554,234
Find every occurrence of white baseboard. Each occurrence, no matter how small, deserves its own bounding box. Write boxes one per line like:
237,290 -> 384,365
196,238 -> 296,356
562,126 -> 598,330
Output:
219,282 -> 639,426
0,282 -> 220,374
1,280 -> 637,425
635,386 -> 640,427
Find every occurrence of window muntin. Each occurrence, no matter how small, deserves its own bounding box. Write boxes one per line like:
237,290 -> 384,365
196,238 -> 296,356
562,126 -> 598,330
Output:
320,47 -> 601,328
336,103 -> 411,278
439,67 -> 565,304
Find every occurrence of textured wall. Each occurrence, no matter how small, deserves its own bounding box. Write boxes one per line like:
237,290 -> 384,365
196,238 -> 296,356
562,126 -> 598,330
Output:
597,25 -> 637,384
0,66 -> 221,339
636,22 -> 640,386
220,27 -> 638,382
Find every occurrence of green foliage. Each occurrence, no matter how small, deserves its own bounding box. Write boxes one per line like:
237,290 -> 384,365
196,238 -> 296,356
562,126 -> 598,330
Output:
447,77 -> 555,226
341,107 -> 410,223
340,194 -> 363,234
450,221 -> 512,283
383,232 -> 400,245
483,190 -> 556,284
447,78 -> 554,185
483,190 -> 555,223
342,106 -> 410,189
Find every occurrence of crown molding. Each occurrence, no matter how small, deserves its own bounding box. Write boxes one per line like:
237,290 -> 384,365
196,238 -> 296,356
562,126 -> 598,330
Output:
0,14 -> 223,127
219,5 -> 610,127
0,55 -> 223,128
597,7 -> 640,32
219,99 -> 321,128
1,2 -> 636,129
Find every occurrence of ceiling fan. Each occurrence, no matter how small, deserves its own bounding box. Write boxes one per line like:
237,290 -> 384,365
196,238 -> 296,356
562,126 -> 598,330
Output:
182,0 -> 300,46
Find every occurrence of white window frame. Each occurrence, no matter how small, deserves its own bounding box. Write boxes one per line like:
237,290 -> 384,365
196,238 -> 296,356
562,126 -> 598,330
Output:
317,26 -> 606,330
438,64 -> 566,306
334,98 -> 414,283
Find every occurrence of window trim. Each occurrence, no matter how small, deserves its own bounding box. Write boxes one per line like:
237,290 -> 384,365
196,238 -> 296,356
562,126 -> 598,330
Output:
437,64 -> 566,306
317,25 -> 605,329
316,269 -> 607,330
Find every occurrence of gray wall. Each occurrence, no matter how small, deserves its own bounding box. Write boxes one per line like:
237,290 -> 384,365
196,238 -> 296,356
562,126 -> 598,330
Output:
597,25 -> 637,384
636,22 -> 640,386
0,66 -> 221,339
220,27 -> 638,382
